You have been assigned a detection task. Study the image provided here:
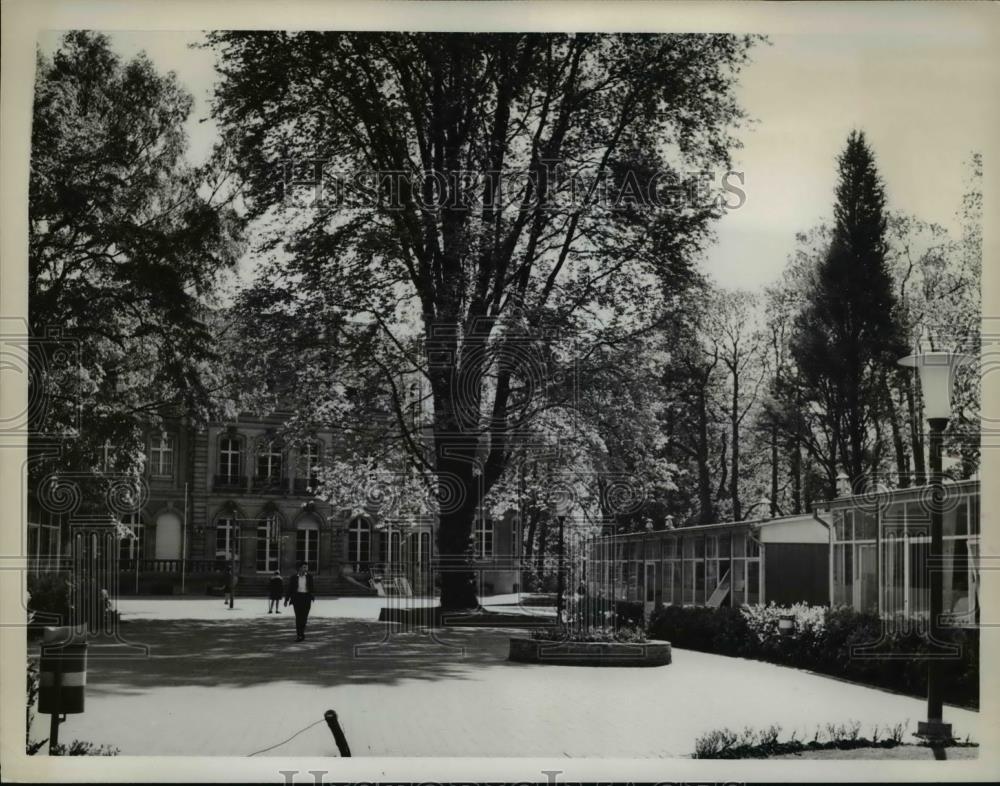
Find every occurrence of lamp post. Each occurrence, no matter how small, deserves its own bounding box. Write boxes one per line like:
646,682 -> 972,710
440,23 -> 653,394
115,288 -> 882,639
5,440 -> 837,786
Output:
898,349 -> 971,743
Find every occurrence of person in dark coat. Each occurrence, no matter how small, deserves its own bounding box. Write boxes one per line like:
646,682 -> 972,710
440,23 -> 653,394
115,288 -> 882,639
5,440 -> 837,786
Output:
284,561 -> 315,641
224,565 -> 238,609
267,570 -> 284,614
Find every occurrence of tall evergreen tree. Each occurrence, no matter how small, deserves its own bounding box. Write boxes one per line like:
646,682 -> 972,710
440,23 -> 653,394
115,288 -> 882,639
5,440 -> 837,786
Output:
788,130 -> 905,495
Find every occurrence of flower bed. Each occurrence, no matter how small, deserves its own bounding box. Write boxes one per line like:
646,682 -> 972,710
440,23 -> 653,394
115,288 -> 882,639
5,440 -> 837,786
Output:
510,626 -> 669,666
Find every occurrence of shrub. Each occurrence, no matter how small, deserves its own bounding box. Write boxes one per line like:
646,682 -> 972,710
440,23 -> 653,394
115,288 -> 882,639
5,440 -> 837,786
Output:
647,604 -> 750,656
691,719 -> 927,759
26,573 -> 71,632
647,602 -> 978,707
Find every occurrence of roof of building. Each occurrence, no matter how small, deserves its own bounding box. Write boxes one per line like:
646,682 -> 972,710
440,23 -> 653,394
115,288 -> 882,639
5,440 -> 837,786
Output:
601,511 -> 826,541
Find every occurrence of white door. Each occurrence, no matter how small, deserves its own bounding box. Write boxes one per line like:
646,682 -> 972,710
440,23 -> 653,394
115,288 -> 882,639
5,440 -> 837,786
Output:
154,512 -> 182,560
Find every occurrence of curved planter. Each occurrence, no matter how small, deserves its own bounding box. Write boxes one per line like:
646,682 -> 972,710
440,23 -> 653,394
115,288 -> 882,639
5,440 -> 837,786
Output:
508,637 -> 671,667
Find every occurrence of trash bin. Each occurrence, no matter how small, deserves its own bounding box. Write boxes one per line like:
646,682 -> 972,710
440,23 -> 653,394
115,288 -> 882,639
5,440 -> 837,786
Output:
38,626 -> 87,715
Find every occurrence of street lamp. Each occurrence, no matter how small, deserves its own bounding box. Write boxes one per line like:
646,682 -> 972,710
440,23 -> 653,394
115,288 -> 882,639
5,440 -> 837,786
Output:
898,349 -> 972,744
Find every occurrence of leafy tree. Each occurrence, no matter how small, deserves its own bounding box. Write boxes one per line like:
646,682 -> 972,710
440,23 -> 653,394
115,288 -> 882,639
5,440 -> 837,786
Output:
29,32 -> 243,507
207,31 -> 759,608
788,131 -> 906,495
705,288 -> 766,520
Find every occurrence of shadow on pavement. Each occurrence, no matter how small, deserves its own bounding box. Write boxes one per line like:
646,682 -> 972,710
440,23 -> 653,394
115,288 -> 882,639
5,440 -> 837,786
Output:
50,617 -> 523,694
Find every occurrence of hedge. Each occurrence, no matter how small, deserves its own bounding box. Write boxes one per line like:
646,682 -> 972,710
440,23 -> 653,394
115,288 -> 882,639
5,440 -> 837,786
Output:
647,603 -> 978,708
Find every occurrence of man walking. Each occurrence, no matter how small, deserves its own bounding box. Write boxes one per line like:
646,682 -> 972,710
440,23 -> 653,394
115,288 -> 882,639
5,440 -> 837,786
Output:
284,561 -> 315,641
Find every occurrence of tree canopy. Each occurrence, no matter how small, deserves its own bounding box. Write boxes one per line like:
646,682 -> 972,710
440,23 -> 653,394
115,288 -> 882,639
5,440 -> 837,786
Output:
207,31 -> 760,608
29,32 -> 243,505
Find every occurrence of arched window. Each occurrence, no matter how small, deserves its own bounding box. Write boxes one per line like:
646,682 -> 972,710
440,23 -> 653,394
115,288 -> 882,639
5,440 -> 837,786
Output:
215,517 -> 239,562
296,516 -> 319,573
377,527 -> 403,568
347,517 -> 371,571
117,513 -> 143,566
256,514 -> 281,573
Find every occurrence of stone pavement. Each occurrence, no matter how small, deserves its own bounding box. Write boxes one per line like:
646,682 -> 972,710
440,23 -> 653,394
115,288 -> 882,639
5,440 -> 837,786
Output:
29,598 -> 981,757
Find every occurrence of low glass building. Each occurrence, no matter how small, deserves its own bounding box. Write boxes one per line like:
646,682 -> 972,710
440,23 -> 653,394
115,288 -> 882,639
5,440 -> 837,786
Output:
818,478 -> 980,624
585,513 -> 830,617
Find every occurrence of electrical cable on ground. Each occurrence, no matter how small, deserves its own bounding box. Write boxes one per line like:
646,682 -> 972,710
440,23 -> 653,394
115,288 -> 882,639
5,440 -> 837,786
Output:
247,718 -> 326,757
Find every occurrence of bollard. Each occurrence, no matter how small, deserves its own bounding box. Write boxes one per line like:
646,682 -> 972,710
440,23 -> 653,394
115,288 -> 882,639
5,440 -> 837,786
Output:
38,626 -> 88,755
324,710 -> 351,757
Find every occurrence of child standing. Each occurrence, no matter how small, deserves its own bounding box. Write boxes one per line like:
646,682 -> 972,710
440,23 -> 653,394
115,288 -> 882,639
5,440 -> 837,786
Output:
268,570 -> 284,613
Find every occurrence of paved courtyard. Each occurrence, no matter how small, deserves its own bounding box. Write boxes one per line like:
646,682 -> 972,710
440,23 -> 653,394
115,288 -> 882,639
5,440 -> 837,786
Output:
29,598 -> 981,757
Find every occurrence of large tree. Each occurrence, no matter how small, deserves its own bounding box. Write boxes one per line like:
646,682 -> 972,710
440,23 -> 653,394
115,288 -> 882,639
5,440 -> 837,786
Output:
788,131 -> 906,495
207,31 -> 758,608
29,32 -> 242,508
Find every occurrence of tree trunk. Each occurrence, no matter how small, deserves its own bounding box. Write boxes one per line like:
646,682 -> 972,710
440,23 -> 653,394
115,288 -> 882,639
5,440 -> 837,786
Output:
884,377 -> 910,488
536,516 -> 549,580
434,444 -> 480,610
906,376 -> 926,486
790,435 -> 802,515
436,506 -> 480,610
730,373 -> 741,520
696,389 -> 714,524
770,423 -> 779,517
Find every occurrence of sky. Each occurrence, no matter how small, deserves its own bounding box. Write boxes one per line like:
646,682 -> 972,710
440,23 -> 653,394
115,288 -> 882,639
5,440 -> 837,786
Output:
38,26 -> 992,293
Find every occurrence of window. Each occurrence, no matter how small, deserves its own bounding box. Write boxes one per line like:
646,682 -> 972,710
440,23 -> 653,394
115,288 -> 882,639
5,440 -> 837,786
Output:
833,543 -> 853,606
299,441 -> 321,487
378,527 -> 402,567
348,517 -> 371,570
390,530 -> 401,566
101,440 -> 117,472
219,437 -> 242,480
116,513 -> 143,565
882,532 -> 905,616
256,516 -> 280,573
510,522 -> 519,558
746,561 -> 760,605
150,434 -> 174,477
474,518 -> 494,559
296,518 -> 319,573
216,518 -> 239,561
28,509 -> 61,574
257,441 -> 283,482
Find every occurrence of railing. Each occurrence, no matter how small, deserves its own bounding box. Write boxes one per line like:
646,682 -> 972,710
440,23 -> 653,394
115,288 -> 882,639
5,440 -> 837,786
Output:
252,475 -> 284,493
118,558 -> 228,574
291,478 -> 317,495
213,474 -> 247,491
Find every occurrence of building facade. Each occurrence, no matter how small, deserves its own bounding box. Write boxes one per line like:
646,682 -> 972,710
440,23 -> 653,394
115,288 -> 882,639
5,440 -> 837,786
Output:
28,414 -> 520,597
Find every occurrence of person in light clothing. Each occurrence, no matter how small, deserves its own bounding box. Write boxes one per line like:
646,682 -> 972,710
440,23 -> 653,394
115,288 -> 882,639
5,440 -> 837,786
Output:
284,561 -> 315,641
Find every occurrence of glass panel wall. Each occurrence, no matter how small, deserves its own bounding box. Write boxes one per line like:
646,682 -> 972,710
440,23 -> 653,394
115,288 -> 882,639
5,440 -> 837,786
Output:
832,504 -> 879,613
